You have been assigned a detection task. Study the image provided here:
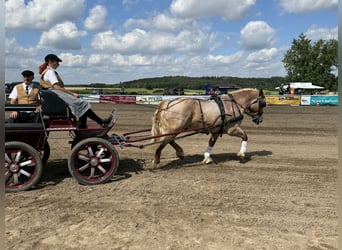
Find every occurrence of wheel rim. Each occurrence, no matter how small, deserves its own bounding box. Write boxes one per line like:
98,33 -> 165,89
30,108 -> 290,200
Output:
5,147 -> 40,190
72,142 -> 117,183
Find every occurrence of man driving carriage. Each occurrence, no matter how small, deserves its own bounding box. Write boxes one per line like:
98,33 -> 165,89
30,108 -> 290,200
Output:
7,70 -> 42,123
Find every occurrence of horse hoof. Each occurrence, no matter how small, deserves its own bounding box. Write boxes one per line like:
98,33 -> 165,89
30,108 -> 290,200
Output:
176,152 -> 185,159
151,160 -> 159,169
202,157 -> 213,164
237,152 -> 245,158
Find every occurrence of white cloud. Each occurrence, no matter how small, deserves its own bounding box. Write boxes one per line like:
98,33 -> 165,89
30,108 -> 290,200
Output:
124,13 -> 194,32
58,53 -> 87,66
305,25 -> 338,41
38,22 -> 87,50
240,21 -> 276,50
5,37 -> 39,70
91,28 -> 215,54
170,0 -> 256,20
208,51 -> 244,64
279,0 -> 337,13
247,48 -> 278,63
84,5 -> 108,31
5,0 -> 85,30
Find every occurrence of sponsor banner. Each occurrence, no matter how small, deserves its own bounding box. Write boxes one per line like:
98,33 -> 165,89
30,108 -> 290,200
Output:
99,95 -> 136,104
136,95 -> 164,105
80,95 -> 100,103
300,96 -> 310,105
309,95 -> 338,106
266,95 -> 300,105
136,95 -> 209,105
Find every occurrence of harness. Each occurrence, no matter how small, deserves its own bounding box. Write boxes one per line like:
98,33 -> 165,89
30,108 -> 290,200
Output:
209,94 -> 244,136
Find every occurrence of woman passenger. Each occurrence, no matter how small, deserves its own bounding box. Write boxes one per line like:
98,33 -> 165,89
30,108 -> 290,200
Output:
39,54 -> 112,128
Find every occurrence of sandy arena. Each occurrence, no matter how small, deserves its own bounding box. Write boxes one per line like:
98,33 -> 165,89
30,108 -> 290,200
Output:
5,103 -> 338,249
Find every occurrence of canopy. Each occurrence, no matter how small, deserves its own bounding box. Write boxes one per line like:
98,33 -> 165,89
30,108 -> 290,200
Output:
276,82 -> 324,90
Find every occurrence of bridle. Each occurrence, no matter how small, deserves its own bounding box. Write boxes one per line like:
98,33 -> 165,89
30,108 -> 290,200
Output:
243,95 -> 266,125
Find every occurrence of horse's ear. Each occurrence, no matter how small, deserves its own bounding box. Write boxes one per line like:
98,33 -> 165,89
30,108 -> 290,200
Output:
259,89 -> 264,97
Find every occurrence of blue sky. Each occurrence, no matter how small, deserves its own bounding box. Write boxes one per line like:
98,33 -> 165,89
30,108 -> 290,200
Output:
5,0 -> 337,85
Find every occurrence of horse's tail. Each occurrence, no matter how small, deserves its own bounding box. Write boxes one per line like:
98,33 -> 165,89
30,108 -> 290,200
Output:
151,108 -> 162,139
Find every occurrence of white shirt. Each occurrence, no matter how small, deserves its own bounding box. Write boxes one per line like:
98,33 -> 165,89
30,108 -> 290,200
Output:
43,67 -> 60,85
8,82 -> 34,99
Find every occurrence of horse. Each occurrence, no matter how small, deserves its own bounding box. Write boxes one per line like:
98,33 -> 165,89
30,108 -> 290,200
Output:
150,88 -> 266,168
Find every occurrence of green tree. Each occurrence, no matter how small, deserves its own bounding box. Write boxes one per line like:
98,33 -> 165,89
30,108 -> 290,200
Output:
282,33 -> 338,91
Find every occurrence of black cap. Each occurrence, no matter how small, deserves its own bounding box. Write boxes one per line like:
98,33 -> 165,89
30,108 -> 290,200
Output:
44,54 -> 62,62
21,70 -> 34,77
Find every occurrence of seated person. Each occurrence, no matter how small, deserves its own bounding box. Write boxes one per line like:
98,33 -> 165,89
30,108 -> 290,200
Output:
7,70 -> 42,123
39,53 -> 112,128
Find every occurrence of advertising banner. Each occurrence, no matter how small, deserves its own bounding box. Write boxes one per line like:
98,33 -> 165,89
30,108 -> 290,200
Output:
99,95 -> 136,104
309,95 -> 338,106
265,95 -> 300,105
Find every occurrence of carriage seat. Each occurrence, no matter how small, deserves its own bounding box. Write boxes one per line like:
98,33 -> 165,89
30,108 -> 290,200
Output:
5,123 -> 44,131
40,90 -> 70,117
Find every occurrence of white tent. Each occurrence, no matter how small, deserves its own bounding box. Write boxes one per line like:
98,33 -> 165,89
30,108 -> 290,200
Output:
276,82 -> 324,90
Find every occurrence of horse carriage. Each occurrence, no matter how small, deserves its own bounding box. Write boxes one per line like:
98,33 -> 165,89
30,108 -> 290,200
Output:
5,88 -> 266,192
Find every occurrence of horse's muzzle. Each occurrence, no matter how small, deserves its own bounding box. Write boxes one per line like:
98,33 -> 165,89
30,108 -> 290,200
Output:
252,116 -> 263,125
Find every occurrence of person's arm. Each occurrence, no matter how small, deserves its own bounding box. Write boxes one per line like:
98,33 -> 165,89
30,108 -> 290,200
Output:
8,87 -> 19,118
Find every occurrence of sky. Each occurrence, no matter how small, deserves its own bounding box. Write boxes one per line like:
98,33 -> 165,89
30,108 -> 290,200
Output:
5,0 -> 338,85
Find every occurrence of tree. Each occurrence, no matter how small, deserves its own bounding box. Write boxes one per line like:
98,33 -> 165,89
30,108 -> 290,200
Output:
282,33 -> 338,91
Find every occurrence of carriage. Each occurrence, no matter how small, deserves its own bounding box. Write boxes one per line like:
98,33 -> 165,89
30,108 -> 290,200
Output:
5,88 -> 266,192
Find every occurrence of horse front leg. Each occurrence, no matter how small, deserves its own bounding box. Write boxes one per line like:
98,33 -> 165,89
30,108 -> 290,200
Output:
202,133 -> 219,164
227,126 -> 248,160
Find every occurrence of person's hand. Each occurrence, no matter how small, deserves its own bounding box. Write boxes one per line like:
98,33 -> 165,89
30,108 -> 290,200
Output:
35,105 -> 42,113
9,111 -> 19,119
72,92 -> 80,98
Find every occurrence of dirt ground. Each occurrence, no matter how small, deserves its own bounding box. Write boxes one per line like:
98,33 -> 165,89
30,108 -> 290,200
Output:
5,103 -> 338,250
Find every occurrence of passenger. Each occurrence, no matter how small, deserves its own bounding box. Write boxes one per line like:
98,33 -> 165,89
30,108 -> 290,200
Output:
39,54 -> 112,128
8,70 -> 41,123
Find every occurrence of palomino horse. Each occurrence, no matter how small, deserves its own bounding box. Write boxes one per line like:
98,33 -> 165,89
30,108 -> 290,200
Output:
150,88 -> 266,168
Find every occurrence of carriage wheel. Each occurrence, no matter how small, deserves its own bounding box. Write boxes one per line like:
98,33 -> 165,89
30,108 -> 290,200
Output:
40,142 -> 50,165
68,138 -> 119,185
5,141 -> 43,192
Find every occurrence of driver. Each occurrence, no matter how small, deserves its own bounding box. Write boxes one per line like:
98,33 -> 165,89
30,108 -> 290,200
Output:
7,70 -> 42,123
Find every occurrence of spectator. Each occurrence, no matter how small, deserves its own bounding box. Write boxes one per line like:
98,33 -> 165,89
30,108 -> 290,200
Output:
39,54 -> 112,128
8,70 -> 41,123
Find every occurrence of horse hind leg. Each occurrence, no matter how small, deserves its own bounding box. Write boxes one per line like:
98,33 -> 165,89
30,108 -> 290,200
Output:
152,142 -> 168,169
169,140 -> 184,159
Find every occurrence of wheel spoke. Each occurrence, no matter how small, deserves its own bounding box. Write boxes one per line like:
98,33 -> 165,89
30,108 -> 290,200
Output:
14,151 -> 22,162
20,169 -> 31,178
20,159 -> 33,167
96,147 -> 105,158
100,157 -> 112,163
79,163 -> 90,171
89,167 -> 95,178
78,154 -> 89,162
87,146 -> 95,157
97,165 -> 107,174
13,173 -> 19,185
5,171 -> 12,182
5,153 -> 12,163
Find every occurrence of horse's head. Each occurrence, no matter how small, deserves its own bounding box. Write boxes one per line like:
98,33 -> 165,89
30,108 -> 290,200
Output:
232,88 -> 266,125
245,89 -> 266,125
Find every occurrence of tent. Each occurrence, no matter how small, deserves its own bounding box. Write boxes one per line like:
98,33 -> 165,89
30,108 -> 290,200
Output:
276,82 -> 324,90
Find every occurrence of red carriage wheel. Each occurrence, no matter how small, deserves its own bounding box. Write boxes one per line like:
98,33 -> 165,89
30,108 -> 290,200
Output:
5,141 -> 43,192
68,138 -> 119,185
